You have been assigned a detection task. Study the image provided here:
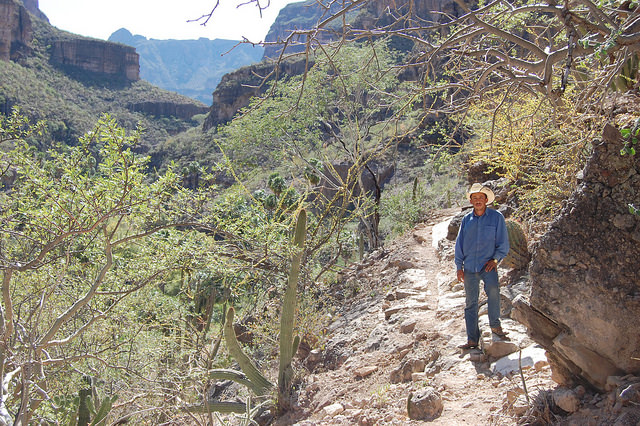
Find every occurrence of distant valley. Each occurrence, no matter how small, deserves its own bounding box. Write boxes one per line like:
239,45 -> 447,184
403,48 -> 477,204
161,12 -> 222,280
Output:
108,28 -> 264,104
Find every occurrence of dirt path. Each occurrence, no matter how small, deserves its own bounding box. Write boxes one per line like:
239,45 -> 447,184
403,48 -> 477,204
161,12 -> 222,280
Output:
280,209 -> 554,425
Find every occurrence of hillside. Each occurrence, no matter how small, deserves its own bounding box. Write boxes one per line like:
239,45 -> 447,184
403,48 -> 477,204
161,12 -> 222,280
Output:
108,28 -> 264,104
0,2 -> 208,169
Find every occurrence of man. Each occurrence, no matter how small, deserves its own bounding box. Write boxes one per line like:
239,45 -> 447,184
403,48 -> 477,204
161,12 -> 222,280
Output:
455,183 -> 510,350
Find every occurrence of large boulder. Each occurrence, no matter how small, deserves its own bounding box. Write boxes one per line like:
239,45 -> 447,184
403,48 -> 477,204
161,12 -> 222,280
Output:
515,124 -> 640,390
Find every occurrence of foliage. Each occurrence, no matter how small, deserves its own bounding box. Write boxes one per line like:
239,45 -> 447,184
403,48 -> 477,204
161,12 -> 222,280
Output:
191,210 -> 307,419
380,150 -> 465,237
460,89 -> 598,222
620,117 -> 640,156
0,114 -> 246,424
217,40 -> 406,169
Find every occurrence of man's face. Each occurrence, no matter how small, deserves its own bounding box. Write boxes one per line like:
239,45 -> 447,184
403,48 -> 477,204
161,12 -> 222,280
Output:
470,192 -> 488,209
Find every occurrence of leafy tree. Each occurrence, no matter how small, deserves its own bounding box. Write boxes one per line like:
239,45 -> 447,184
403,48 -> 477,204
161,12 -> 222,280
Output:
0,114 -> 244,424
217,40 -> 408,250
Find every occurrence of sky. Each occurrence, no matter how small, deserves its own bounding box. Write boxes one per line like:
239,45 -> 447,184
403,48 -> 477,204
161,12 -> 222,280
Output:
38,0 -> 302,42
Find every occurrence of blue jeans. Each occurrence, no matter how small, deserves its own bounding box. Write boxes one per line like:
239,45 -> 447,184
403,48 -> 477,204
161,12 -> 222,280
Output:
464,269 -> 501,343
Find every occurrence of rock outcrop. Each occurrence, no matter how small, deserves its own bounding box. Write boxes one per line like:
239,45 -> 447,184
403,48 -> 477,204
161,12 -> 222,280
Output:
0,0 -> 32,61
202,57 -> 309,131
49,38 -> 140,81
515,123 -> 640,390
21,0 -> 47,21
263,0 -> 465,59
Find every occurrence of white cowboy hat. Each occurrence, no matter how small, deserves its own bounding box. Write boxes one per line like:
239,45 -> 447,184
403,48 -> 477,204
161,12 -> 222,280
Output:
467,183 -> 495,204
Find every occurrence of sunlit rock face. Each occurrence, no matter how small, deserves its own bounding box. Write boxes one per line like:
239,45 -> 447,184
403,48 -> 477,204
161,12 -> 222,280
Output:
516,123 -> 640,390
0,0 -> 32,61
202,57 -> 309,131
49,39 -> 140,81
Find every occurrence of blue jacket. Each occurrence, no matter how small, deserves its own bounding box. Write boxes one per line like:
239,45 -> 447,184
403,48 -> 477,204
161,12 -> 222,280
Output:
454,208 -> 509,273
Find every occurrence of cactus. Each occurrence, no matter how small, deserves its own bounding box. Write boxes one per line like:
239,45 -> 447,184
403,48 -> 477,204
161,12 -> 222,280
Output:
74,380 -> 117,426
501,219 -> 530,269
191,210 -> 307,416
222,307 -> 274,396
278,209 -> 306,410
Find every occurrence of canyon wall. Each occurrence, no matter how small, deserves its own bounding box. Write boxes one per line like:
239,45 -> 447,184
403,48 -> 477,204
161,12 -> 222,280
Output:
514,123 -> 640,390
0,0 -> 31,61
50,39 -> 140,81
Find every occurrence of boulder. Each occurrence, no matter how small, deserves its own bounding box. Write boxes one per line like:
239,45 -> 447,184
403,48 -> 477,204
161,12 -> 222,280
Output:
407,387 -> 443,420
519,123 -> 640,390
552,387 -> 580,413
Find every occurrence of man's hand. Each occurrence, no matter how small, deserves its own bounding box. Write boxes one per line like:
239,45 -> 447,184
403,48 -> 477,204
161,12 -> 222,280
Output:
457,269 -> 464,282
485,259 -> 498,272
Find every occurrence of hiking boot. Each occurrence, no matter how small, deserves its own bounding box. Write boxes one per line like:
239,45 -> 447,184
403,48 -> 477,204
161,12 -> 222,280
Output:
458,341 -> 478,350
491,326 -> 508,338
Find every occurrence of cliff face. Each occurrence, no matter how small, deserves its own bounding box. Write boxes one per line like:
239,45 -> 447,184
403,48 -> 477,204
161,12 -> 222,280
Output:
206,0 -> 464,130
50,39 -> 140,81
514,122 -> 640,390
202,57 -> 309,131
263,0 -> 465,59
21,0 -> 48,21
0,0 -> 32,61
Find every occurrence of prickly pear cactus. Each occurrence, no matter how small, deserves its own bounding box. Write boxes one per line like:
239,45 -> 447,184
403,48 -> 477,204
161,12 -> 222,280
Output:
501,219 -> 530,269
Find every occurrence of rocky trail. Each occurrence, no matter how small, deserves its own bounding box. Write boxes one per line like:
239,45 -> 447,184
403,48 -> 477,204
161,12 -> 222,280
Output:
276,209 -> 557,425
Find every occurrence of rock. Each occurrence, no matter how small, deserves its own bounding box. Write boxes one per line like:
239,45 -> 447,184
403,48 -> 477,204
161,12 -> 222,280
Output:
506,387 -> 524,404
528,124 -> 640,390
446,210 -> 467,241
364,325 -> 388,352
354,366 -> 378,378
399,318 -> 417,333
384,301 -> 431,320
484,340 -> 519,359
467,161 -> 503,185
552,387 -> 580,413
407,387 -> 443,420
126,101 -> 208,120
431,218 -> 451,248
0,0 -> 32,61
385,259 -> 416,271
50,39 -> 139,81
469,351 -> 487,363
390,357 -> 426,383
619,383 -> 640,406
492,344 -> 547,376
323,402 -> 345,417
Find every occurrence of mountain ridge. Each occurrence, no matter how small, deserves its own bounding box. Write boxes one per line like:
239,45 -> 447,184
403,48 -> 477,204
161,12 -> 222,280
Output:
108,28 -> 264,104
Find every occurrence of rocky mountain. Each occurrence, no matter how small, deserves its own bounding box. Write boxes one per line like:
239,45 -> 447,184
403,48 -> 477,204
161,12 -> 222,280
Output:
0,1 -> 208,167
108,28 -> 264,104
202,56 -> 309,132
50,38 -> 140,81
203,0 -> 468,131
262,0 -> 466,59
